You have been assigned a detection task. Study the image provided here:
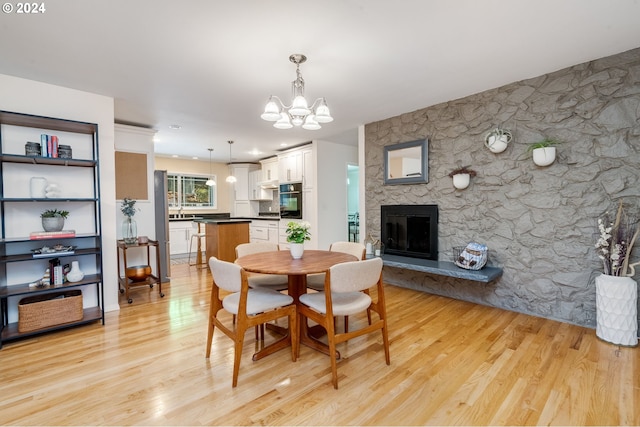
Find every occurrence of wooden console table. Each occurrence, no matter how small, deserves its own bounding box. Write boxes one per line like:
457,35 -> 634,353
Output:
117,239 -> 164,304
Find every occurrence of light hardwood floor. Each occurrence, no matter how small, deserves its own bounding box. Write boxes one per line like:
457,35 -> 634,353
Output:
1,264 -> 638,425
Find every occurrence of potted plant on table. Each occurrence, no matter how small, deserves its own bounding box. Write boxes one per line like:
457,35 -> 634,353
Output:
448,166 -> 477,190
527,137 -> 560,166
40,209 -> 69,232
286,221 -> 311,259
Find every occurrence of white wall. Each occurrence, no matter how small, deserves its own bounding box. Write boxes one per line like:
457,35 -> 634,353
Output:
358,125 -> 366,243
114,124 -> 156,237
0,74 -> 119,313
114,124 -> 157,271
314,140 -> 358,250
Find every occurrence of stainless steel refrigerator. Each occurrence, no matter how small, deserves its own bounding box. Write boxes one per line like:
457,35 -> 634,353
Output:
154,170 -> 171,282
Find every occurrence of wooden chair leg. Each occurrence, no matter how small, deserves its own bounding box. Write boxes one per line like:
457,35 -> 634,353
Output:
289,308 -> 298,362
206,318 -> 215,358
206,301 -> 221,358
232,326 -> 246,388
327,318 -> 339,389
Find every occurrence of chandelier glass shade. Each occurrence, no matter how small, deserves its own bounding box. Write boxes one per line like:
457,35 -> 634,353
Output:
206,148 -> 215,186
225,140 -> 237,183
261,54 -> 333,130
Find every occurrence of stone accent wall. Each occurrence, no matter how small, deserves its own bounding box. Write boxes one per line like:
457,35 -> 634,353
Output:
365,48 -> 640,328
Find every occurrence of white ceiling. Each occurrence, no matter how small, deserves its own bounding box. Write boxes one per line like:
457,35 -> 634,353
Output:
1,0 -> 639,163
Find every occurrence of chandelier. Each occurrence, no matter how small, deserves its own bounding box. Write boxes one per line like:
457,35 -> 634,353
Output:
261,54 -> 333,130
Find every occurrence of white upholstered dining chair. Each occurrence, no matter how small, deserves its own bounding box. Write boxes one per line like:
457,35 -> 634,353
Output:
306,241 -> 366,290
306,241 -> 367,332
235,242 -> 289,291
235,242 -> 290,340
206,256 -> 298,387
298,256 -> 389,389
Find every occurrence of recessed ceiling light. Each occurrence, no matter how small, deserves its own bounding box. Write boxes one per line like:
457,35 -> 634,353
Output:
280,143 -> 288,147
172,154 -> 179,158
168,124 -> 181,130
192,156 -> 198,160
249,149 -> 263,156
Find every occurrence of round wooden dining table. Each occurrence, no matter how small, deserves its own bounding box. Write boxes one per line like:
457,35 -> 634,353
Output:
235,249 -> 357,360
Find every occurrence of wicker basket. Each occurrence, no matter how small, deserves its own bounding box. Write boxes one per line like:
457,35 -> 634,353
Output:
453,243 -> 488,270
18,290 -> 83,333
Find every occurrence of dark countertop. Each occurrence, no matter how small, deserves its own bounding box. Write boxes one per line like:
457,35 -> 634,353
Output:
169,213 -> 280,222
169,213 -> 230,222
194,219 -> 252,224
237,216 -> 281,221
169,217 -> 202,222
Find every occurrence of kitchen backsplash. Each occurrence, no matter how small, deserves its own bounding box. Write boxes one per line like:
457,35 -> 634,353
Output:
258,195 -> 279,214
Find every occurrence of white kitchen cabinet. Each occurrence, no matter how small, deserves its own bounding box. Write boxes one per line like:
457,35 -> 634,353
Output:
249,170 -> 272,200
250,220 -> 279,244
234,200 -> 251,217
169,221 -> 191,255
278,149 -> 303,183
302,147 -> 314,190
278,222 -> 289,247
169,221 -> 205,255
260,157 -> 278,182
231,164 -> 251,201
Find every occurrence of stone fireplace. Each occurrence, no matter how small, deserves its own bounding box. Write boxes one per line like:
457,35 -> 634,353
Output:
381,205 -> 438,260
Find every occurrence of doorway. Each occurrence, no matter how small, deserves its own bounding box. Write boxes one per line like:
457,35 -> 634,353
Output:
347,163 -> 359,242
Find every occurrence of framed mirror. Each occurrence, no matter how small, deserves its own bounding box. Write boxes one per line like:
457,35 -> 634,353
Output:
383,139 -> 428,185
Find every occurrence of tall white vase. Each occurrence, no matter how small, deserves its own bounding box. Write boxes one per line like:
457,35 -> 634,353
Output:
66,261 -> 85,282
289,243 -> 304,259
595,274 -> 638,346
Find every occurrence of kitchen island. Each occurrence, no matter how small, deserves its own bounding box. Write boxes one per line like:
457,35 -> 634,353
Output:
194,219 -> 251,263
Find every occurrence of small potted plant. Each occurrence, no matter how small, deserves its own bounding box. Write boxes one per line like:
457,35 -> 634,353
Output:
484,128 -> 513,153
40,209 -> 69,232
527,137 -> 560,166
285,221 -> 311,259
448,166 -> 477,190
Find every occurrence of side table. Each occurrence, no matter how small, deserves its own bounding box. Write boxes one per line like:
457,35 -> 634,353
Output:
117,239 -> 164,304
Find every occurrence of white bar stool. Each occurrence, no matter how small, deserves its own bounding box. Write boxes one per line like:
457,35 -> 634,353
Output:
188,222 -> 206,267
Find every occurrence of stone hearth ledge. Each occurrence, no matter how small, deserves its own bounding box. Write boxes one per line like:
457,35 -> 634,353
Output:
381,254 -> 503,283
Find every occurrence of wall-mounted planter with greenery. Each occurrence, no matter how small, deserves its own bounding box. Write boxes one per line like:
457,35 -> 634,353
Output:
448,166 -> 476,190
528,138 -> 560,167
484,128 -> 513,153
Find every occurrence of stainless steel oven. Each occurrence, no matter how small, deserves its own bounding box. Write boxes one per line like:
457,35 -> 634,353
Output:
279,183 -> 302,219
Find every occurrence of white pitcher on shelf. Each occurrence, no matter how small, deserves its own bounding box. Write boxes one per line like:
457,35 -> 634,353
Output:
30,177 -> 47,198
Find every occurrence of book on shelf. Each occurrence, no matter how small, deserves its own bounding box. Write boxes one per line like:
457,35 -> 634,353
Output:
49,259 -> 64,286
30,230 -> 76,240
40,133 -> 60,158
